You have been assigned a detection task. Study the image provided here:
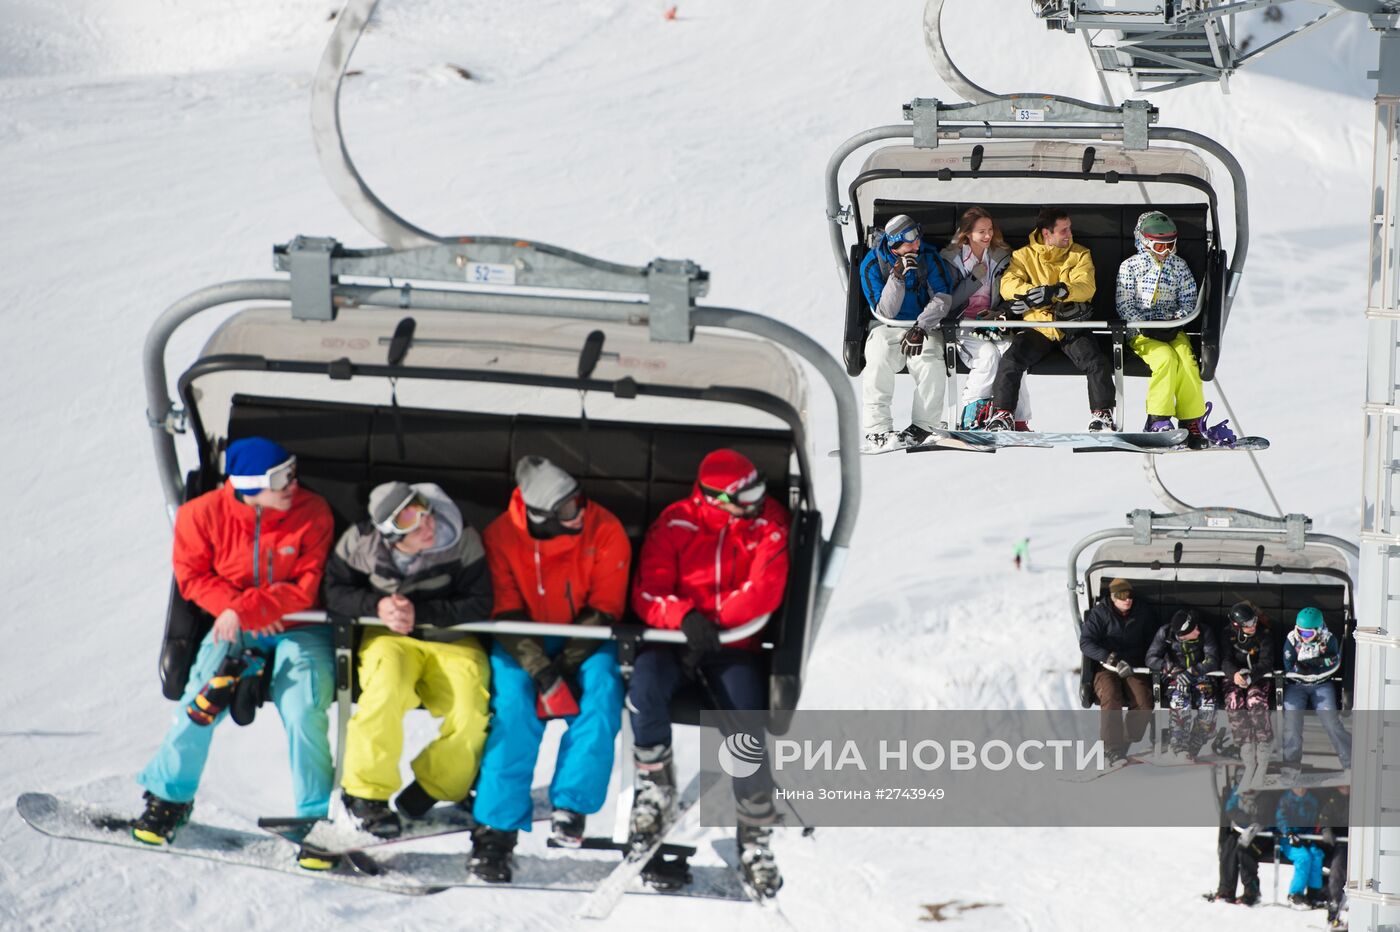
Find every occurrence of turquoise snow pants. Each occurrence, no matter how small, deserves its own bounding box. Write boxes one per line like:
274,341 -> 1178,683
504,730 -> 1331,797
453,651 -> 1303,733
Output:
472,638 -> 623,832
137,625 -> 334,818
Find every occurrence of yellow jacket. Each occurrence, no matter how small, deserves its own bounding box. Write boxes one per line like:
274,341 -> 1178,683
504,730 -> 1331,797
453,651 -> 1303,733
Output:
1000,230 -> 1097,341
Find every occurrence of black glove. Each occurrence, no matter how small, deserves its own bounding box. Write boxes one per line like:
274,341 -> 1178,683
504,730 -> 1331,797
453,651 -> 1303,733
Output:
894,254 -> 919,277
1287,833 -> 1301,846
900,327 -> 926,357
1023,284 -> 1059,308
680,610 -> 721,655
1114,659 -> 1134,679
1007,298 -> 1031,317
1322,827 -> 1336,847
1053,301 -> 1094,322
1173,671 -> 1193,693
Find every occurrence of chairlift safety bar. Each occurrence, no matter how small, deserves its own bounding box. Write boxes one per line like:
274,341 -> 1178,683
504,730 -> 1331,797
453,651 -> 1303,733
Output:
281,611 -> 772,646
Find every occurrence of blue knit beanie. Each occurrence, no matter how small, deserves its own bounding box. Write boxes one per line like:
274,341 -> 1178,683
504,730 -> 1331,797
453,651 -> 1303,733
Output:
225,437 -> 292,484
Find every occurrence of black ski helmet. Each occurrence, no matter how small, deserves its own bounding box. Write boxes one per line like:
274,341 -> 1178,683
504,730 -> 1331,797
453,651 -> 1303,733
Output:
1228,601 -> 1258,631
1171,608 -> 1201,639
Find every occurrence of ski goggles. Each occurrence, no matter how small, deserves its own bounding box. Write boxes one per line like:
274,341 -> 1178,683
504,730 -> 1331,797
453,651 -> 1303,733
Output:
1143,235 -> 1177,258
376,494 -> 432,538
228,456 -> 298,493
526,491 -> 587,525
885,225 -> 921,247
1297,626 -> 1320,639
700,475 -> 767,510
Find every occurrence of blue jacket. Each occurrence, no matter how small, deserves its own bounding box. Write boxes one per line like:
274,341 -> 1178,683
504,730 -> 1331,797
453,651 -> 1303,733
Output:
1282,628 -> 1342,678
860,241 -> 954,323
1276,790 -> 1320,838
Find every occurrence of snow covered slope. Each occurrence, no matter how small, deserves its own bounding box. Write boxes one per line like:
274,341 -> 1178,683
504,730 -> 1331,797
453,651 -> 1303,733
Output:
0,1 -> 1373,928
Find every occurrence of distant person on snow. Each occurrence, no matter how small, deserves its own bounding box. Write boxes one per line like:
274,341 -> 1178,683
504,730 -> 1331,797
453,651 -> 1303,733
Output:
322,482 -> 493,841
132,438 -> 337,870
1115,210 -> 1212,447
1079,577 -> 1157,765
858,214 -> 957,451
627,449 -> 790,898
986,206 -> 1116,433
1012,537 -> 1030,571
1146,609 -> 1221,759
467,456 -> 630,884
941,206 -> 1032,429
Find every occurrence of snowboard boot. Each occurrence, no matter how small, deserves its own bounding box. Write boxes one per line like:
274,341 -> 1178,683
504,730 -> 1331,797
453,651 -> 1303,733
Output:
1088,409 -> 1117,432
1014,420 -> 1031,431
550,808 -> 586,848
861,430 -> 897,453
627,744 -> 678,854
896,424 -> 932,447
393,780 -> 437,821
1143,414 -> 1176,432
1180,415 -> 1208,449
959,399 -> 992,429
467,827 -> 517,883
131,791 -> 193,846
984,408 -> 1015,432
1239,884 -> 1261,907
1289,892 -> 1311,910
342,792 -> 402,839
736,822 -> 783,899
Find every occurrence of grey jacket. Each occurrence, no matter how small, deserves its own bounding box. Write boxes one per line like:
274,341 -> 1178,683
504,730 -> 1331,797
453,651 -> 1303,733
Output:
322,483 -> 493,642
940,243 -> 1012,331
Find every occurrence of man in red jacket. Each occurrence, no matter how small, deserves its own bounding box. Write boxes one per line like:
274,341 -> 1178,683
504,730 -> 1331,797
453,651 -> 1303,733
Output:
132,438 -> 337,869
627,448 -> 790,897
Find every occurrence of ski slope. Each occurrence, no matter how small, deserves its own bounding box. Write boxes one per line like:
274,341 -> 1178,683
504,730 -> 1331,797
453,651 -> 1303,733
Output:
0,1 -> 1373,928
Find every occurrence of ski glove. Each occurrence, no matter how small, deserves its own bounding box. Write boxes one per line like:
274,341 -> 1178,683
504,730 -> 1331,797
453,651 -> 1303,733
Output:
1322,828 -> 1336,847
1173,672 -> 1194,694
1287,833 -> 1302,847
1024,283 -> 1068,308
534,663 -> 581,720
1007,298 -> 1031,317
680,610 -> 722,655
900,326 -> 926,357
894,254 -> 920,277
1113,659 -> 1134,679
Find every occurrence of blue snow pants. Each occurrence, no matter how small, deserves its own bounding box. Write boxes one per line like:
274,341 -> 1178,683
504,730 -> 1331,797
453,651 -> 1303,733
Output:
1282,681 -> 1352,769
1281,841 -> 1325,895
137,626 -> 334,818
472,638 -> 623,832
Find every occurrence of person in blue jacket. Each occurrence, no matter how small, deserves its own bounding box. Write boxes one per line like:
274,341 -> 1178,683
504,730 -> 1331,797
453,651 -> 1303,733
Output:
1277,786 -> 1327,909
857,214 -> 956,451
1281,607 -> 1351,777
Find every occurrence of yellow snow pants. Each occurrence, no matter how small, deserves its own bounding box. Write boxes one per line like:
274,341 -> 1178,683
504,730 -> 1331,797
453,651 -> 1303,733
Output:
1130,332 -> 1206,420
341,629 -> 491,802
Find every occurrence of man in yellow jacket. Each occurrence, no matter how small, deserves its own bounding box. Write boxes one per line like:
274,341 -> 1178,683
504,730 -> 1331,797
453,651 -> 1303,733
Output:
985,207 -> 1117,432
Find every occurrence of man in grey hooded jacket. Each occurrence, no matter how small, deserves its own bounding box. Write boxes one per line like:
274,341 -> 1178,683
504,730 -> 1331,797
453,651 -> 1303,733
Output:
323,481 -> 493,839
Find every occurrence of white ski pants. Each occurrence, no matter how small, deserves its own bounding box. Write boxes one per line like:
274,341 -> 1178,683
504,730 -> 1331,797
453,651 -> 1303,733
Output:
955,335 -> 1032,421
862,323 -> 946,433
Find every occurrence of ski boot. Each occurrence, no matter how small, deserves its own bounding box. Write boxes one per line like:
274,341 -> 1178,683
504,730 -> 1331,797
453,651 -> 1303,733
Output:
983,408 -> 1015,432
341,792 -> 402,839
467,826 -> 517,883
1087,409 -> 1117,433
737,822 -> 783,899
896,424 -> 932,448
131,791 -> 193,846
1143,414 -> 1175,432
550,808 -> 585,848
393,780 -> 437,821
627,744 -> 678,854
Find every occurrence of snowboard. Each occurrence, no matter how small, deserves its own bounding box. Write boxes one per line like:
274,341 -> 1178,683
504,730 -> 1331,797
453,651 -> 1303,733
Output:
259,785 -> 552,857
907,428 -> 1189,454
1055,757 -> 1142,783
1169,436 -> 1270,453
15,792 -> 439,896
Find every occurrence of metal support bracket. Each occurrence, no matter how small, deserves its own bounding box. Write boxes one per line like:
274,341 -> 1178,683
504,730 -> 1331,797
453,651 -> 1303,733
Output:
1284,512 -> 1308,552
904,96 -> 1158,150
646,259 -> 701,343
146,404 -> 187,436
286,236 -> 340,321
907,97 -> 942,149
1131,508 -> 1154,545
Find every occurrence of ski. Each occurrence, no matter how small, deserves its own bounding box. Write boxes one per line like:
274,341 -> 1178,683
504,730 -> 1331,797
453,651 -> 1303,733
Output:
710,836 -> 794,923
572,772 -> 703,919
259,785 -> 551,857
16,792 -> 441,896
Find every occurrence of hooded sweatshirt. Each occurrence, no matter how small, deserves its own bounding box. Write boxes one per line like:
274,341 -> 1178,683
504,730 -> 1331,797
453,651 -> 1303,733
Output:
321,483 -> 493,642
1114,213 -> 1199,336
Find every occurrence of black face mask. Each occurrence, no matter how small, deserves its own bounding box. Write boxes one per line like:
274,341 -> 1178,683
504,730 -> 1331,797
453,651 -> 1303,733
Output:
525,492 -> 586,540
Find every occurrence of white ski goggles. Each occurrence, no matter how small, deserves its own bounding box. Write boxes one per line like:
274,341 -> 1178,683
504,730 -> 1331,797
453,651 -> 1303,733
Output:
375,493 -> 433,539
229,456 -> 298,493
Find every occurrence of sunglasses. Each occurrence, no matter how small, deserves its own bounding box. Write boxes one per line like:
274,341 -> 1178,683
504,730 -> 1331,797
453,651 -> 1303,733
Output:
229,456 -> 298,493
378,494 -> 432,538
887,226 -> 921,246
526,491 -> 587,525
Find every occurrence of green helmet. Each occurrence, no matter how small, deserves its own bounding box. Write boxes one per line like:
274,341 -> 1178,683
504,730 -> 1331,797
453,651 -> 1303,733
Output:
1295,607 -> 1324,630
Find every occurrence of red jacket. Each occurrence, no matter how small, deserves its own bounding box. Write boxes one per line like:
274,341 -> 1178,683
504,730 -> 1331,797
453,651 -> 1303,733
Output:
172,482 -> 335,632
632,489 -> 791,649
483,489 -> 631,623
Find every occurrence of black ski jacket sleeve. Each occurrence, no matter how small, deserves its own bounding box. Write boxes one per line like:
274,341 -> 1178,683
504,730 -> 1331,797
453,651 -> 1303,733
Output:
1079,601 -> 1115,663
322,550 -> 382,621
412,554 -> 494,630
1145,625 -> 1173,673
